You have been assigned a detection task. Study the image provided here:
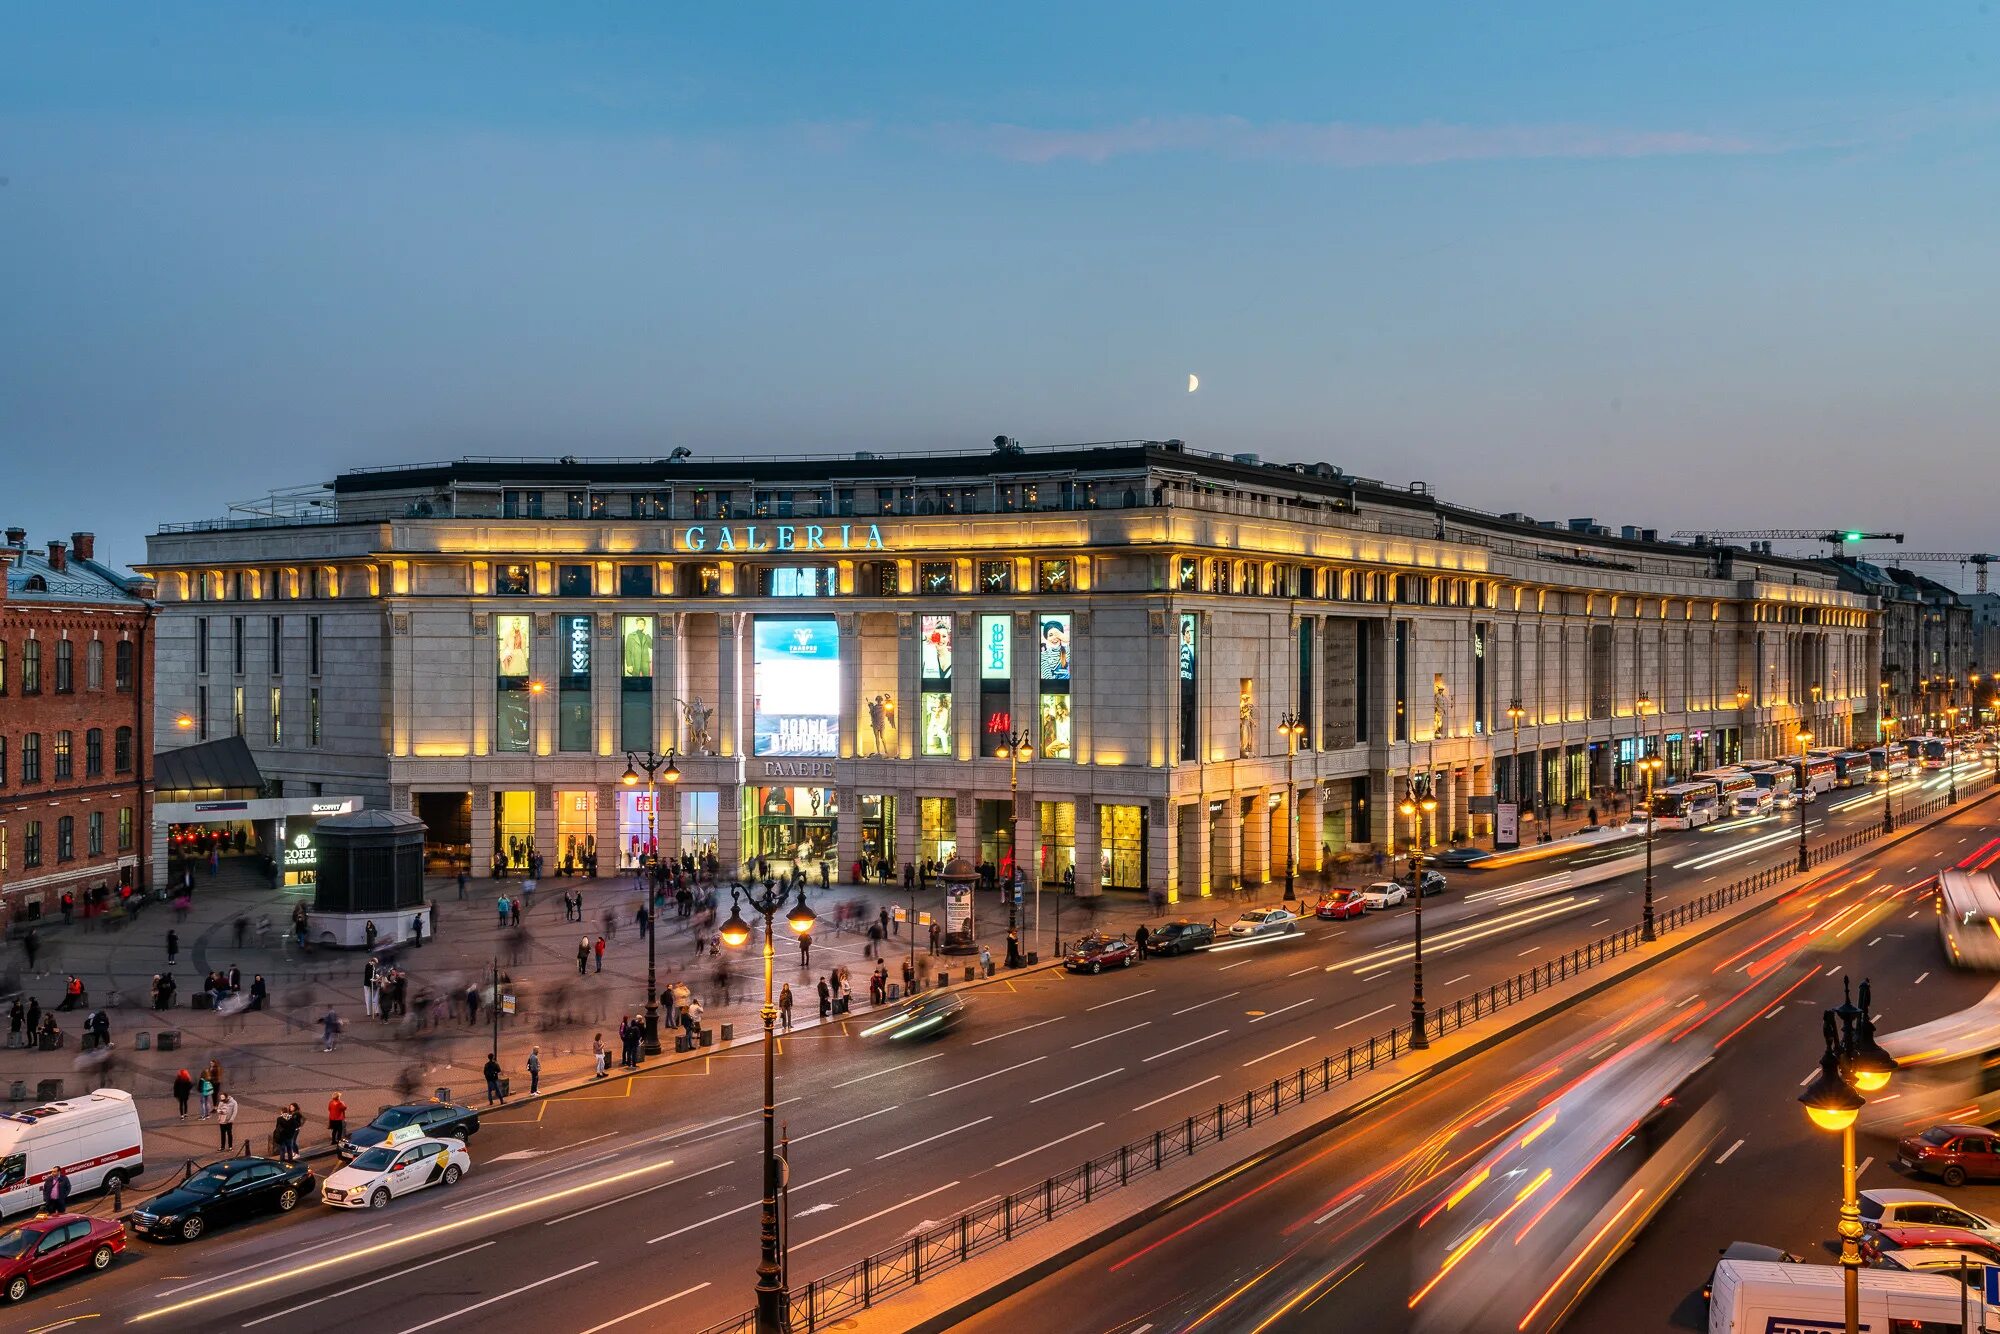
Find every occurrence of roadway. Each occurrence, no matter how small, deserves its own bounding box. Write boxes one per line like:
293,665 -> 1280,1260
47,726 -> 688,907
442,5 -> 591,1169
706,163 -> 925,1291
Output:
950,777 -> 2000,1334
17,765 -> 1981,1333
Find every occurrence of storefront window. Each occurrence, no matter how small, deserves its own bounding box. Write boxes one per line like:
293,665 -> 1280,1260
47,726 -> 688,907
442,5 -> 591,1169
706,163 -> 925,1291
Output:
491,789 -> 535,873
679,790 -> 719,863
1101,804 -> 1147,890
556,789 -> 597,874
618,788 -> 659,868
919,797 -> 956,865
859,793 -> 896,871
1037,801 -> 1075,886
495,615 -> 532,753
977,798 -> 1015,877
979,613 -> 1011,757
920,691 -> 953,756
749,786 -> 838,867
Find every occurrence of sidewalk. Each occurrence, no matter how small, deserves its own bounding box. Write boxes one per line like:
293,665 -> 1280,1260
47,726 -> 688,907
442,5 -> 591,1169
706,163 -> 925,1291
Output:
0,865 -> 1299,1191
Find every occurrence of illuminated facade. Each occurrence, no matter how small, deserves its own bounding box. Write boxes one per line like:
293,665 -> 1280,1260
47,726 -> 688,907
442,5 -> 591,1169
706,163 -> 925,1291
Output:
143,444 -> 1879,898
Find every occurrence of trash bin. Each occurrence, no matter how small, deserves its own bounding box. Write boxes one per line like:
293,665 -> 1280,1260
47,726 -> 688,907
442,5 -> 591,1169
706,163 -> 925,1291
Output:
888,983 -> 901,1002
497,1077 -> 511,1098
7,1081 -> 25,1102
134,1033 -> 151,1052
675,1033 -> 694,1053
156,1030 -> 181,1052
191,993 -> 213,1011
698,1028 -> 715,1048
720,1023 -> 734,1042
964,965 -> 976,983
1026,952 -> 1038,966
983,959 -> 996,978
36,1079 -> 63,1101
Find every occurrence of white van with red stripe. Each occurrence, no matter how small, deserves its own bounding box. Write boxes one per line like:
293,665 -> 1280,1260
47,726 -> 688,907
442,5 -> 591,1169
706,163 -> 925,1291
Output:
0,1090 -> 144,1218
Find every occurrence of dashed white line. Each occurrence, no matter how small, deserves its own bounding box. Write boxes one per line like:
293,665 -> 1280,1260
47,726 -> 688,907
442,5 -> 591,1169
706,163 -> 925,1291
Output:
1857,1155 -> 1875,1178
832,1053 -> 944,1089
1590,918 -> 1612,928
1029,1068 -> 1126,1104
1867,937 -> 1882,947
1763,1005 -> 1785,1020
993,1123 -> 1107,1169
1072,1021 -> 1151,1050
792,1180 -> 962,1251
1218,958 -> 1259,971
1445,974 -> 1471,987
1132,1075 -> 1222,1112
392,1262 -> 598,1334
1313,1197 -> 1362,1226
1715,1138 -> 1745,1165
1335,1004 -> 1394,1031
1916,972 -> 1931,985
543,1160 -> 736,1227
1471,1103 -> 1513,1129
1173,991 -> 1239,1015
792,1105 -> 900,1144
1243,1038 -> 1314,1067
1826,965 -> 1842,977
1087,989 -> 1157,1012
646,1169 -> 848,1243
1250,998 -> 1313,1023
876,1117 -> 993,1161
1518,946 -> 1541,957
1144,1030 -> 1228,1062
575,1283 -> 713,1334
1289,965 -> 1319,977
972,1016 -> 1066,1045
1676,994 -> 1701,1008
928,1057 -> 1045,1098
241,1242 -> 495,1327
1799,1069 -> 1819,1087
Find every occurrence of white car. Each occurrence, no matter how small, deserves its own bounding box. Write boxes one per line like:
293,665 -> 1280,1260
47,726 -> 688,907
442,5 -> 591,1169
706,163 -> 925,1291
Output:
1859,1188 -> 2000,1244
321,1129 -> 469,1210
1359,881 -> 1410,909
1227,908 -> 1298,937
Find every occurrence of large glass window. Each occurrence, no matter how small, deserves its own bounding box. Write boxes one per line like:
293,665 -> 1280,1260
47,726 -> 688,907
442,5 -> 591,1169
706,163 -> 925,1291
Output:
85,729 -> 102,777
491,790 -> 535,873
751,616 -> 839,757
619,564 -> 655,597
750,786 -> 837,866
1178,614 -> 1199,762
556,790 -> 597,873
495,563 -> 532,596
620,616 -> 654,751
618,788 -> 660,868
1037,613 -> 1072,760
114,726 -> 132,773
22,733 -> 39,785
557,564 -> 592,597
495,614 -> 532,753
86,640 -> 103,690
919,796 -> 957,864
558,615 -> 592,752
978,613 -> 1012,757
1037,800 -> 1075,886
679,789 -> 719,862
119,807 -> 133,851
88,811 -> 103,857
920,614 -> 953,757
53,731 -> 72,780
55,640 -> 73,693
1101,804 -> 1147,889
22,639 -> 40,694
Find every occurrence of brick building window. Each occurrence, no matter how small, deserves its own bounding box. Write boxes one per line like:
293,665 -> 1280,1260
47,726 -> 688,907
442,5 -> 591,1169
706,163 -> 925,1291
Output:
55,639 -> 73,693
88,811 -> 103,857
0,639 -> 7,693
0,736 -> 6,785
56,816 -> 73,861
119,807 -> 133,851
86,640 -> 103,690
85,728 -> 102,777
115,640 -> 133,691
23,821 -> 40,868
115,727 -> 132,773
53,730 -> 72,780
22,640 -> 40,694
21,733 -> 38,784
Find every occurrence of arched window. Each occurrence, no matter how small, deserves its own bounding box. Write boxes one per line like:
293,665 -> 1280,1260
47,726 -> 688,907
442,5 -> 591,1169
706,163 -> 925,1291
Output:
55,639 -> 73,693
21,640 -> 40,694
86,640 -> 104,690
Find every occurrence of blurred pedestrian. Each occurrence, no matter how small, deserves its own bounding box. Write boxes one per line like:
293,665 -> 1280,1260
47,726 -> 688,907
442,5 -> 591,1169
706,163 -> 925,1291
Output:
321,1007 -> 342,1052
593,1033 -> 607,1078
166,928 -> 179,967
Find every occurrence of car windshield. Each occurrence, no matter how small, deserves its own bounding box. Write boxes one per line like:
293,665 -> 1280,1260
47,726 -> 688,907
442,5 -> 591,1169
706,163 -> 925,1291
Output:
1921,1128 -> 1956,1146
350,1147 -> 397,1171
0,1229 -> 34,1258
177,1173 -> 226,1196
373,1109 -> 419,1129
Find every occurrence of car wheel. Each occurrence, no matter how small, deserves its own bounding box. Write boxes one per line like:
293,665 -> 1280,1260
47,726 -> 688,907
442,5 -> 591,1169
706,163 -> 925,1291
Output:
443,1164 -> 463,1186
1089,961 -> 1101,974
91,1244 -> 114,1271
276,1187 -> 300,1212
179,1215 -> 206,1242
1944,1165 -> 1968,1187
1122,954 -> 1134,968
102,1170 -> 128,1194
369,1188 -> 391,1210
5,1274 -> 27,1302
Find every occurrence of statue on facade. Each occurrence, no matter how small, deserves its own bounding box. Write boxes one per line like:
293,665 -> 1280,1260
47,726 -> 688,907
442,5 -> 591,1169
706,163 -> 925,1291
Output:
677,696 -> 716,755
1239,683 -> 1257,758
866,693 -> 897,757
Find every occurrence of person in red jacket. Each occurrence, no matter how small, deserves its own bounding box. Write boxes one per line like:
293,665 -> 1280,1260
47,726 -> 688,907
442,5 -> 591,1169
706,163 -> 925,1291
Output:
327,1092 -> 348,1146
594,935 -> 606,973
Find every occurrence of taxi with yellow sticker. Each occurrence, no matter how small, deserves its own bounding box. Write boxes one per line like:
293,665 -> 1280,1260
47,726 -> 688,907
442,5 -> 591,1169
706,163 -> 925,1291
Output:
320,1124 -> 469,1210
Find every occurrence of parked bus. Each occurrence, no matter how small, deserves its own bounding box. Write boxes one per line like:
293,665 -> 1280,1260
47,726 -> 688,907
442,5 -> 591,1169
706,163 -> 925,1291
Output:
1830,750 -> 1872,788
1693,768 -> 1765,817
1937,869 -> 2000,971
1789,753 -> 1836,798
1741,762 -> 1801,810
1649,781 -> 1723,829
1867,745 -> 1911,784
1920,736 -> 1950,770
1873,979 -> 2000,1130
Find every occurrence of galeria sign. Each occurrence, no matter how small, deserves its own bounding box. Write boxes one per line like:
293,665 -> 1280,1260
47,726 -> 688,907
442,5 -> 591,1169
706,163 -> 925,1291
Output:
674,524 -> 887,553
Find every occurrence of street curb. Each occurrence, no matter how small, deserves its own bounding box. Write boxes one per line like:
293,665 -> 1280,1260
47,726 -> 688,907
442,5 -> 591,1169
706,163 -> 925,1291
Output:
882,781 -> 2000,1334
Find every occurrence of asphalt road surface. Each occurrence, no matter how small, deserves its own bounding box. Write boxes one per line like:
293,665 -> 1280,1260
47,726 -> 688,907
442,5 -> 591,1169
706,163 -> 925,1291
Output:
10,765 -> 1983,1333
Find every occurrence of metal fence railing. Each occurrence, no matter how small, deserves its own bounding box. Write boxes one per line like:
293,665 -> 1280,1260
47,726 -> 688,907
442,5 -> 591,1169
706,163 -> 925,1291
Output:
694,774 -> 1992,1334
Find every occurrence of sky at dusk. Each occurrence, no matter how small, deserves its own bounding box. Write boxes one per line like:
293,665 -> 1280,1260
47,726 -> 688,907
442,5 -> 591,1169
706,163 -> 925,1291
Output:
2,4 -> 1996,578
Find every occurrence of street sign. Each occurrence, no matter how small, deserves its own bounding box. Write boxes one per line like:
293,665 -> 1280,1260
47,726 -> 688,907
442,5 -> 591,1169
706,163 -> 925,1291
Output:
1469,795 -> 1497,816
1984,1263 -> 2000,1306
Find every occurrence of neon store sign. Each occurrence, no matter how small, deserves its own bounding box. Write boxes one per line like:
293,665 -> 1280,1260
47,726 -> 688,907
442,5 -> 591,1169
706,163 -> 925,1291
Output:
673,524 -> 887,554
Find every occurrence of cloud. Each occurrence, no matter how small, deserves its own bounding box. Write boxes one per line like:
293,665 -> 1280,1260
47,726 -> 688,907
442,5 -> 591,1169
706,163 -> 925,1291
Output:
924,114 -> 1778,166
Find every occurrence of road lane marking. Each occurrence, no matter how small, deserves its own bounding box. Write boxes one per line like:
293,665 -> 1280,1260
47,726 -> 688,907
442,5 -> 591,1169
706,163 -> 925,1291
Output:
392,1262 -> 598,1334
575,1284 -> 713,1334
1799,1070 -> 1818,1086
1172,991 -> 1238,1015
1471,1103 -> 1513,1129
928,1057 -> 1046,1098
1334,1004 -> 1394,1031
1313,1197 -> 1362,1226
647,1169 -> 850,1243
1218,958 -> 1259,971
1867,937 -> 1882,947
1715,1139 -> 1745,1165
993,1123 -> 1106,1169
543,1161 -> 735,1227
1444,975 -> 1471,987
1677,995 -> 1701,1008
1916,972 -> 1930,984
876,1117 -> 992,1160
1132,1075 -> 1222,1112
1250,998 -> 1313,1023
832,1053 -> 944,1088
971,1016 -> 1065,1045
1289,965 -> 1319,977
1518,946 -> 1540,957
162,1224 -> 395,1296
1764,1005 -> 1785,1019
241,1242 -> 496,1327
792,1180 -> 961,1251
1072,1021 -> 1152,1050
1827,965 -> 1842,976
1243,1038 -> 1313,1067
1590,919 -> 1611,928
1858,1156 -> 1875,1177
1087,989 -> 1156,1011
651,1100 -> 803,1148
1030,1068 -> 1126,1104
792,1105 -> 900,1144
1143,1030 -> 1228,1062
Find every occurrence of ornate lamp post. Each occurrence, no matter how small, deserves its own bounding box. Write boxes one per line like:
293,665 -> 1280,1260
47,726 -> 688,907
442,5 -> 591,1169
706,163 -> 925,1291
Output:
1794,728 -> 1813,872
993,730 -> 1033,964
1639,754 -> 1663,941
1799,978 -> 1898,1334
1947,706 -> 1961,804
1399,790 -> 1439,1050
1504,699 -> 1524,848
721,878 -> 817,1334
622,748 -> 680,1055
1278,712 -> 1305,901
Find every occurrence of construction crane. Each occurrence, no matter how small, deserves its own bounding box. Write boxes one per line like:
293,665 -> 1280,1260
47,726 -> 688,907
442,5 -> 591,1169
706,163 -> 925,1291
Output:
1669,529 -> 1905,555
1857,552 -> 1999,593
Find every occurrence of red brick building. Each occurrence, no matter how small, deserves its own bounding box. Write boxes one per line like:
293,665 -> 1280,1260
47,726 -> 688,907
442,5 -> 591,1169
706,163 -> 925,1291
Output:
0,528 -> 157,921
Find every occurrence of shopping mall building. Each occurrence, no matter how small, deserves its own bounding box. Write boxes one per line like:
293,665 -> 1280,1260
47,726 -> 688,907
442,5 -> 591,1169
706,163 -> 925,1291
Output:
140,441 -> 1880,899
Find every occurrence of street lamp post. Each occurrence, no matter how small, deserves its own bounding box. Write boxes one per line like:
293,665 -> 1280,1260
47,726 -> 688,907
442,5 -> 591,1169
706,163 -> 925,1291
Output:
1504,699 -> 1524,849
994,730 -> 1033,966
721,878 -> 817,1334
1799,977 -> 1898,1334
621,748 -> 680,1056
1639,755 -> 1662,941
1400,790 -> 1439,1050
1947,707 -> 1960,805
1279,712 -> 1305,901
1796,728 -> 1814,873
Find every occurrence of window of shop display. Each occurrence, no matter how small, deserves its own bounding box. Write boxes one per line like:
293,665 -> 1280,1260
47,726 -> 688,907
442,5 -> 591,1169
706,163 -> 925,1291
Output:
491,790 -> 535,873
495,563 -> 532,595
976,799 -> 1014,876
690,564 -> 722,597
1037,559 -> 1072,593
558,615 -> 592,752
1178,613 -> 1199,762
978,561 -> 1011,594
919,691 -> 953,757
751,616 -> 839,757
1101,804 -> 1147,890
556,790 -> 597,874
751,786 -> 838,866
619,563 -> 655,596
1037,800 -> 1075,886
1037,613 -> 1072,760
920,615 -> 952,683
757,566 -> 835,597
919,562 -> 954,595
618,788 -> 660,868
557,564 -> 592,597
495,614 -> 532,753
858,793 -> 895,870
919,797 -> 956,865
978,613 -> 1011,758
1177,557 -> 1198,590
620,615 -> 653,751
679,789 -> 719,863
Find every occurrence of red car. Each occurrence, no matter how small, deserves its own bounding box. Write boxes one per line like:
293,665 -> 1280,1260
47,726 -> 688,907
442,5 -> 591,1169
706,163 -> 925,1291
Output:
1315,890 -> 1367,920
1064,934 -> 1137,973
1861,1224 -> 2000,1266
0,1213 -> 126,1303
1897,1124 -> 2000,1186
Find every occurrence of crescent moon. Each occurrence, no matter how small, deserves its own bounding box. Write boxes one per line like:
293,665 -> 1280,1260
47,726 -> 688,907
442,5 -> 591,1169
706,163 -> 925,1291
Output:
1187,373 -> 1199,393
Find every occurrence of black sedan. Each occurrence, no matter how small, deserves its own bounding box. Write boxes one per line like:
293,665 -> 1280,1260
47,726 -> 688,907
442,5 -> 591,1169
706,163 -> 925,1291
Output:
338,1100 -> 480,1162
130,1157 -> 314,1242
1145,920 -> 1216,956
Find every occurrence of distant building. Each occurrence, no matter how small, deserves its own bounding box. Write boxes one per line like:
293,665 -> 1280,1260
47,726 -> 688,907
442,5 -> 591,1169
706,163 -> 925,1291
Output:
0,529 -> 156,921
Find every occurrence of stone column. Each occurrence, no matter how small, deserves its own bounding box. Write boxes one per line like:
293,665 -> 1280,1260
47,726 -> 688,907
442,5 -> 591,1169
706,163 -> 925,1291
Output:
657,614 -> 680,753
719,784 -> 743,876
533,782 -> 556,870
1073,800 -> 1102,898
835,786 -> 863,884
955,611 -> 976,762
1471,762 -> 1493,838
1177,801 -> 1210,901
1070,610 -> 1092,766
1243,789 -> 1271,885
470,787 -> 493,880
1371,768 -> 1399,856
896,614 -> 917,760
1214,796 -> 1243,893
716,615 -> 740,758
838,612 -> 861,759
955,786 -> 979,865
894,786 -> 919,875
1453,766 -> 1473,843
1297,784 -> 1324,876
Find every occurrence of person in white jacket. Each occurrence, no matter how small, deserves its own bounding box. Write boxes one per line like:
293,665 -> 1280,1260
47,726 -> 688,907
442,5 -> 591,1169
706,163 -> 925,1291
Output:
216,1093 -> 239,1151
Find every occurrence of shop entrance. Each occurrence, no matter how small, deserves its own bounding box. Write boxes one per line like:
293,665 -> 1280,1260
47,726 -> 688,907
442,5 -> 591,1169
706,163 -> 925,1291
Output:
415,791 -> 471,873
752,786 -> 837,869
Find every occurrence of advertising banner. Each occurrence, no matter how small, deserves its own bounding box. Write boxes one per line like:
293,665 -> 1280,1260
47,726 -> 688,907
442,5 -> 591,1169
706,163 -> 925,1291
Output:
1496,802 -> 1520,851
752,616 -> 840,757
496,615 -> 531,679
920,615 -> 953,682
